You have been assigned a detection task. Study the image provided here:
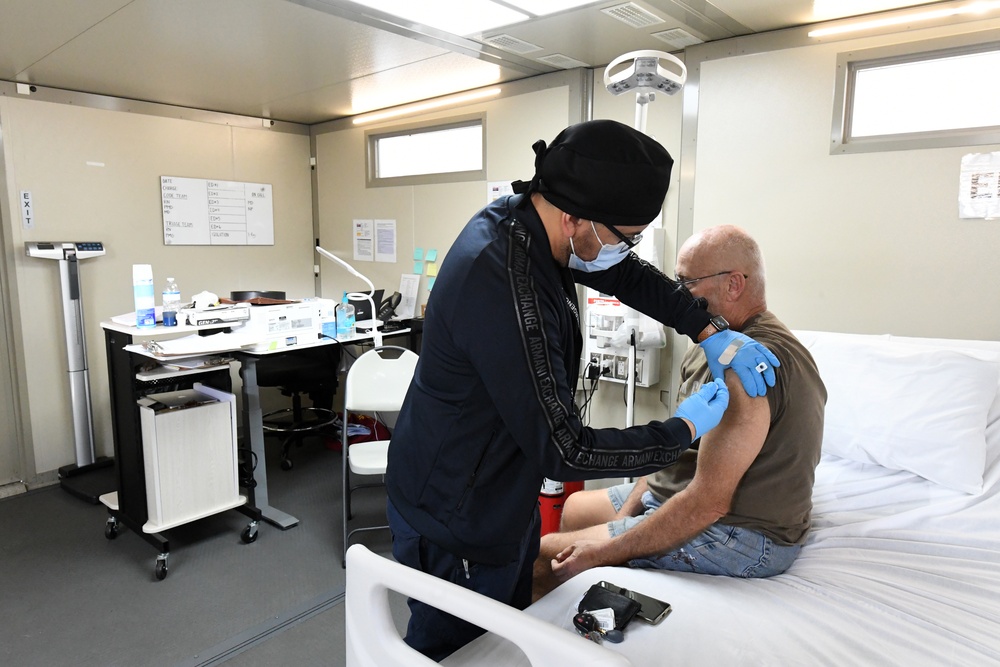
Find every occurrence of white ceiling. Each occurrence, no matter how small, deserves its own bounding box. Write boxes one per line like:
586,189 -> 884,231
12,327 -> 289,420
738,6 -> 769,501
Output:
0,0 -> 948,125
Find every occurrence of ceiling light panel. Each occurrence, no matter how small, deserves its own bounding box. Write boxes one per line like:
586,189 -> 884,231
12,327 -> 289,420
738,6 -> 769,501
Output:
808,0 -> 1000,37
349,53 -> 502,114
351,0 -> 528,35
353,87 -> 502,125
811,1 -> 939,22
503,1 -> 598,15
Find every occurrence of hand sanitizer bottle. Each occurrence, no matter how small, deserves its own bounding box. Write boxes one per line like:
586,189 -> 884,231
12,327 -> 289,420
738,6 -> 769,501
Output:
133,264 -> 156,329
335,291 -> 355,340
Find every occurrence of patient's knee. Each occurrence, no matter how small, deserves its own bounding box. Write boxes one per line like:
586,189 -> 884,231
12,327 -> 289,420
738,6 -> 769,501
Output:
560,488 -> 614,532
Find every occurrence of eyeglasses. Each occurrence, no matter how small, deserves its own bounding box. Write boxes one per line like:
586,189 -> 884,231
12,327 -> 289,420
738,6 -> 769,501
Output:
675,270 -> 746,288
596,221 -> 643,249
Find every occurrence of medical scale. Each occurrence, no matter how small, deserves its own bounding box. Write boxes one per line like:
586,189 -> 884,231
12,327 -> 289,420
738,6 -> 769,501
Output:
25,241 -> 114,502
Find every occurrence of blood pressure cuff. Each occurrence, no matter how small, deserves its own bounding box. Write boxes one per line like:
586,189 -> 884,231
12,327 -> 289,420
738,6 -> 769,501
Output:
578,584 -> 641,631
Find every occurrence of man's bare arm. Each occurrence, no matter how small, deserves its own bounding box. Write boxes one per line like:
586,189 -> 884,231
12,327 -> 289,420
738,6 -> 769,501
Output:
552,371 -> 770,577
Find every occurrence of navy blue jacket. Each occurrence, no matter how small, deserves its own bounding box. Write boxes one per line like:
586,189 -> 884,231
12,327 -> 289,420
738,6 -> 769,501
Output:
386,194 -> 712,565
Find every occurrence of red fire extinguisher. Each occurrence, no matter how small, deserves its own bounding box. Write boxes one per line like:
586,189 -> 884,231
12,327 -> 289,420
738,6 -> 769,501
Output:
539,479 -> 586,536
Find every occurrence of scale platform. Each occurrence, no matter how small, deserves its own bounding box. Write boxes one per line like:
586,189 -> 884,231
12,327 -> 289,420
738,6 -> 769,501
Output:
59,457 -> 116,504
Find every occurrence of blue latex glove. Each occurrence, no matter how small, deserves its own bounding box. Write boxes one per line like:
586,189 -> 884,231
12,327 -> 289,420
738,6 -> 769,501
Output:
674,378 -> 729,440
699,329 -> 780,398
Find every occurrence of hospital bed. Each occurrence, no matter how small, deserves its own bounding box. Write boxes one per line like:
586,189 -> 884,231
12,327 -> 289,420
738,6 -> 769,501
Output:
346,330 -> 1000,666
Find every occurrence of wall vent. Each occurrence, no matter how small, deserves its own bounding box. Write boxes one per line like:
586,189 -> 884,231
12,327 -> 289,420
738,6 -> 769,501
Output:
482,34 -> 542,54
651,27 -> 703,49
601,2 -> 665,29
536,53 -> 589,69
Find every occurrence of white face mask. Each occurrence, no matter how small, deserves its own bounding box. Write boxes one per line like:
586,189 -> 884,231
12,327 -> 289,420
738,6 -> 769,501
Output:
568,221 -> 630,272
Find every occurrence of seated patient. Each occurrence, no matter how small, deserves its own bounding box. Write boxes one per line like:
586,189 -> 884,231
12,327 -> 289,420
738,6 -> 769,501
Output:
535,225 -> 826,596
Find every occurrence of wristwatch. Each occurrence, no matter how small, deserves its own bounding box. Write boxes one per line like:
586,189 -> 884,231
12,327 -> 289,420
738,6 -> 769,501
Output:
708,315 -> 729,334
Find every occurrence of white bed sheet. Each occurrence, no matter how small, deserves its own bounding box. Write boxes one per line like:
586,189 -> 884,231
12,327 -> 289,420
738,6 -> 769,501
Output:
445,420 -> 1000,666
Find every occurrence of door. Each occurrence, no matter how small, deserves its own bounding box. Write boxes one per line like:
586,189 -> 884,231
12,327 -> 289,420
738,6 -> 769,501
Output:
0,227 -> 23,487
0,111 -> 24,488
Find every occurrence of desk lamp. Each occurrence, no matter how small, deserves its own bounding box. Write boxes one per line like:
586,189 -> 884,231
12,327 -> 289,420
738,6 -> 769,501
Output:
604,50 -> 686,428
315,246 -> 383,347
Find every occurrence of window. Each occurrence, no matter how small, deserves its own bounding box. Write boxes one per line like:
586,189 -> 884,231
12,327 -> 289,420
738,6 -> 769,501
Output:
366,116 -> 486,187
832,38 -> 1000,153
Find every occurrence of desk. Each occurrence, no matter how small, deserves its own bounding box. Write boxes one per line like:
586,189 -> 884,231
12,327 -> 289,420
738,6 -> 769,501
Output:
101,320 -> 411,532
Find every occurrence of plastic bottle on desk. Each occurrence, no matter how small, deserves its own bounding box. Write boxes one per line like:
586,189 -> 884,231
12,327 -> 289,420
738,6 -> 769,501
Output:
162,277 -> 181,327
335,291 -> 355,340
133,264 -> 156,329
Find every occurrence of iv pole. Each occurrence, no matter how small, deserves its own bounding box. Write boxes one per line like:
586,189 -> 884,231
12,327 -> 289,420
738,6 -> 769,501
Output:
603,50 -> 687,428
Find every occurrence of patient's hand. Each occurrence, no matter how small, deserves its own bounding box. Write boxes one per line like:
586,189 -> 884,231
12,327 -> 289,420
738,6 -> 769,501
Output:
551,540 -> 605,582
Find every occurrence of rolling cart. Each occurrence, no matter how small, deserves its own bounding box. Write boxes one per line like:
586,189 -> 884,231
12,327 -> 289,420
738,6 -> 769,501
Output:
100,321 -> 261,580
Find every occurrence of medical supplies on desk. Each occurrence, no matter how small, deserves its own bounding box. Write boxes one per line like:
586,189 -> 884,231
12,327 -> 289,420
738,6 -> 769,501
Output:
230,301 -> 323,351
181,303 -> 251,326
311,297 -> 339,340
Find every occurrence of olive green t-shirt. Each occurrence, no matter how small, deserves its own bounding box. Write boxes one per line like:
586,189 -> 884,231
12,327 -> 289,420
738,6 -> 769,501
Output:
646,311 -> 827,545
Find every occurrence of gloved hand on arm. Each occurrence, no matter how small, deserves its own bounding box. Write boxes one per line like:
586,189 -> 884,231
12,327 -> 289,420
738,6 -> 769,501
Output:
699,329 -> 780,398
674,378 -> 730,440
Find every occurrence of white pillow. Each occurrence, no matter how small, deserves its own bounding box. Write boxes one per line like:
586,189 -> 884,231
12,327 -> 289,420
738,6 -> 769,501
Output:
804,334 -> 1000,494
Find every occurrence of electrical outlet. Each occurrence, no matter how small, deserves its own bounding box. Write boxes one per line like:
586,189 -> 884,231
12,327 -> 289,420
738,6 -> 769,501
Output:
615,356 -> 628,380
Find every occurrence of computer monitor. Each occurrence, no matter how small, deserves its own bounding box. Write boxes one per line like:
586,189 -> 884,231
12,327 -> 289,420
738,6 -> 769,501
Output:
352,289 -> 384,323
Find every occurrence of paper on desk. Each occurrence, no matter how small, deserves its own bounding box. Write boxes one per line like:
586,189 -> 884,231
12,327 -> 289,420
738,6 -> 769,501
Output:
111,307 -> 163,326
161,355 -> 233,370
143,332 -> 252,356
396,273 -> 419,319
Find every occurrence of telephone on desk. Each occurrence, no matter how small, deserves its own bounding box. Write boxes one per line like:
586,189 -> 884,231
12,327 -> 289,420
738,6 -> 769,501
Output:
356,291 -> 404,333
378,291 -> 402,323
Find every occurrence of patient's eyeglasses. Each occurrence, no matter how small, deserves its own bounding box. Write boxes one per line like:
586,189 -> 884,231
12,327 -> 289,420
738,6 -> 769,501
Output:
596,222 -> 643,249
675,270 -> 746,288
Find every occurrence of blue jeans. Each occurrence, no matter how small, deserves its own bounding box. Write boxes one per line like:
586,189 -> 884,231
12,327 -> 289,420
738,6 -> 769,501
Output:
387,500 -> 540,662
607,483 -> 800,578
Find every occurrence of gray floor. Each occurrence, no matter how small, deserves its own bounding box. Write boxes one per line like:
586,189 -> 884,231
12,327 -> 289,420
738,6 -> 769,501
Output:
0,437 -> 409,666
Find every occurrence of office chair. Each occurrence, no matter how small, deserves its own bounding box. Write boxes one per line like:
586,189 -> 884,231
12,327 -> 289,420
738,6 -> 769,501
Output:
341,345 -> 418,567
256,345 -> 341,471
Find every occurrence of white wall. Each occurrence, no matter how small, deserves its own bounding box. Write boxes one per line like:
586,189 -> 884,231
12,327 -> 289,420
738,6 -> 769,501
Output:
313,80 -> 575,311
0,96 -> 314,479
688,25 -> 1000,341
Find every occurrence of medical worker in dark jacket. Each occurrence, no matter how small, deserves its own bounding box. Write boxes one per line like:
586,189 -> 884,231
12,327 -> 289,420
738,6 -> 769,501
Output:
385,119 -> 780,661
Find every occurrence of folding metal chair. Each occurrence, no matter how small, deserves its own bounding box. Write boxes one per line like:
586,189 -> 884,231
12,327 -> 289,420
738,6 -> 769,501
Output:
341,345 -> 418,566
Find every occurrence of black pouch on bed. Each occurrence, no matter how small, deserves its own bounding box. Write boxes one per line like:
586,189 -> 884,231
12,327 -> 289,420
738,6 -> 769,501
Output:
578,584 -> 641,631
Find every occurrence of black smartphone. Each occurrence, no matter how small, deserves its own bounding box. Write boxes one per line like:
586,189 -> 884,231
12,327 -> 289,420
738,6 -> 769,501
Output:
597,580 -> 672,625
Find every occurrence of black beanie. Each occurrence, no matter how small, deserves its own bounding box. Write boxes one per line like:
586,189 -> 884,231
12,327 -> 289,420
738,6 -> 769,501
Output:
524,119 -> 674,227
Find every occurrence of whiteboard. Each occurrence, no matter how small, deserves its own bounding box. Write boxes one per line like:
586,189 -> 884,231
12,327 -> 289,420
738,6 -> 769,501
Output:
160,176 -> 274,245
